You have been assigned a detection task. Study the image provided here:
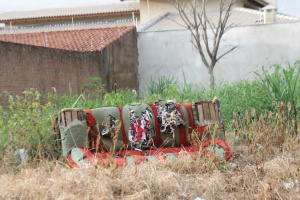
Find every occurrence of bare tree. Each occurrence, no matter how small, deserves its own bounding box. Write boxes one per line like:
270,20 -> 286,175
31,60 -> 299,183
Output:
172,0 -> 236,89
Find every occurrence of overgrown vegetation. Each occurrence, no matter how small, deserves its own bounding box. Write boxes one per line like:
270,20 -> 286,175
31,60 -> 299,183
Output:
0,62 -> 300,199
145,61 -> 300,127
255,62 -> 300,119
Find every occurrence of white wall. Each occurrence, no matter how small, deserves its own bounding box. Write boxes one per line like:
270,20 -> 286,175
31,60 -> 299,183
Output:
265,0 -> 277,7
137,22 -> 300,91
140,0 -> 247,25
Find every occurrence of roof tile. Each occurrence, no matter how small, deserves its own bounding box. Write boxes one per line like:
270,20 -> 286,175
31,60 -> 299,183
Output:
0,26 -> 136,52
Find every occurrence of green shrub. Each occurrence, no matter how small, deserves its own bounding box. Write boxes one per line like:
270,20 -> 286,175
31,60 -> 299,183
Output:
82,77 -> 106,100
0,90 -> 59,164
254,61 -> 300,118
145,75 -> 178,96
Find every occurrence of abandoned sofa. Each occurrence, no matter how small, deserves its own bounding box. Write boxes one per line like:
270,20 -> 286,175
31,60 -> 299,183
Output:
54,100 -> 231,167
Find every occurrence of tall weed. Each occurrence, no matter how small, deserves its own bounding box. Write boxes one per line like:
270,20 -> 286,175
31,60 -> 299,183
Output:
0,90 -> 59,168
255,62 -> 300,118
145,75 -> 178,96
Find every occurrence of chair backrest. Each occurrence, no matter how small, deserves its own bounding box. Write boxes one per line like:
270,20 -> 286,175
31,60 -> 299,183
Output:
60,108 -> 84,126
195,101 -> 220,125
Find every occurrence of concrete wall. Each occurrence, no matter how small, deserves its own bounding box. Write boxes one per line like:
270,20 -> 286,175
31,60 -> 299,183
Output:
138,22 -> 300,91
0,29 -> 138,102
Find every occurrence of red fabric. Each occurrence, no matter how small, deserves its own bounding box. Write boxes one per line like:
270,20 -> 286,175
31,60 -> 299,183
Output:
120,150 -> 144,157
112,158 -> 127,167
146,145 -> 200,155
66,141 -> 232,168
67,147 -> 127,167
182,103 -> 194,144
201,138 -> 232,162
194,123 -> 226,142
130,120 -> 145,142
86,109 -> 96,127
119,106 -> 128,146
175,103 -> 187,146
129,155 -> 148,164
66,147 -> 89,168
85,109 -> 98,150
194,124 -> 206,134
147,103 -> 161,147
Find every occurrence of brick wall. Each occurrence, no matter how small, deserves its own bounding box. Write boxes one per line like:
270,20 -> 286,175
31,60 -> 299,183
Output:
0,28 -> 138,103
102,27 -> 138,92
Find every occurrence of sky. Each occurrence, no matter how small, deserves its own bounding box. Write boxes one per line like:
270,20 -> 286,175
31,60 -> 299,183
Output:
278,0 -> 300,16
0,0 -> 298,16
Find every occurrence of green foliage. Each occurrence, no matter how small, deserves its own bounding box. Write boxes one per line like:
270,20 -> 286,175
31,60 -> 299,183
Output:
82,77 -> 106,100
202,79 -> 271,126
254,62 -> 300,117
59,89 -> 139,109
0,90 -> 59,164
145,72 -> 204,103
145,75 -> 178,96
145,73 -> 270,126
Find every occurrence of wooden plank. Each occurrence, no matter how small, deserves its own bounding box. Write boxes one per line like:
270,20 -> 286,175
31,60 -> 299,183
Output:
214,103 -> 219,121
209,103 -> 217,123
72,111 -> 78,121
78,111 -> 83,121
65,111 -> 72,126
197,104 -> 204,125
202,103 -> 211,122
61,111 -> 66,127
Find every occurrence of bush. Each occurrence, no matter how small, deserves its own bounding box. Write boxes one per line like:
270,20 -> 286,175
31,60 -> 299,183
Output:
82,77 -> 106,100
0,90 -> 59,167
254,61 -> 300,119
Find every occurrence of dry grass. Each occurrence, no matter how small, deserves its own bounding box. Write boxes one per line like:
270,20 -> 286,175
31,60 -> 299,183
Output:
0,133 -> 299,200
1,104 -> 300,199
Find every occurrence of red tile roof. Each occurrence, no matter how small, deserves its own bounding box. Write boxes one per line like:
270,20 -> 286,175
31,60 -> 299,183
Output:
0,26 -> 135,52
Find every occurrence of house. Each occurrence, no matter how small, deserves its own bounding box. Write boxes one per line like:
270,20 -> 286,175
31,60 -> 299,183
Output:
138,5 -> 298,31
0,0 -> 278,29
0,26 -> 138,102
139,0 -> 277,25
0,1 -> 140,29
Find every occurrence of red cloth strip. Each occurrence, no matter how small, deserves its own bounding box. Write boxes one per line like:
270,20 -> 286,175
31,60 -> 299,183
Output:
119,106 -> 128,146
182,103 -> 194,145
85,109 -> 98,150
147,103 -> 161,147
175,103 -> 187,146
86,109 -> 96,127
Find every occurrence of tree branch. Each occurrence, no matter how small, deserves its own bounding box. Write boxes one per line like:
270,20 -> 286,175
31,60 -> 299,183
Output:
216,46 -> 237,62
171,0 -> 237,82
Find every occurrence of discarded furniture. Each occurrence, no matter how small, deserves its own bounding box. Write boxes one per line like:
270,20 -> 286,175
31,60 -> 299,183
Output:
54,100 -> 231,167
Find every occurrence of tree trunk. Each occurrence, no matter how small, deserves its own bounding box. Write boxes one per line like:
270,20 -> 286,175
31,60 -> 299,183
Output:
208,67 -> 215,90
